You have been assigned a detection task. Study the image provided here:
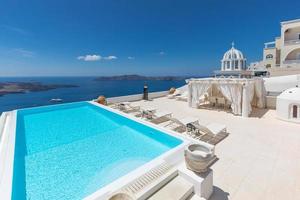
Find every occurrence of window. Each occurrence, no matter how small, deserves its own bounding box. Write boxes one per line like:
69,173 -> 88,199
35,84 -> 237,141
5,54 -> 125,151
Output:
293,105 -> 298,118
240,60 -> 244,69
235,60 -> 239,69
266,54 -> 273,60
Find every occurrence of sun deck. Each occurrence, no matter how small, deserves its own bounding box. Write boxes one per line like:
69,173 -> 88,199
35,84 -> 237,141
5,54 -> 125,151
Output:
129,96 -> 300,200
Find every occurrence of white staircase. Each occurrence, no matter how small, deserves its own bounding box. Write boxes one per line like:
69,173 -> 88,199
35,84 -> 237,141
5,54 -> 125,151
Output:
112,162 -> 212,200
147,176 -> 193,200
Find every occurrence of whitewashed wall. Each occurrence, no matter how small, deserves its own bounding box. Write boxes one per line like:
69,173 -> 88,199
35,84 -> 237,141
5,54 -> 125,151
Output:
106,90 -> 169,104
264,74 -> 300,93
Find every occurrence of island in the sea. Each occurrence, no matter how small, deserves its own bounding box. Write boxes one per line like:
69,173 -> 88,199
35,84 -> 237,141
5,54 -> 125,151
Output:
0,82 -> 78,97
94,74 -> 188,81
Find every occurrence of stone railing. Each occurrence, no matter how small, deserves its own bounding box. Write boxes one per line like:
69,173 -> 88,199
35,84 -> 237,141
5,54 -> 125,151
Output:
284,39 -> 300,45
283,59 -> 300,64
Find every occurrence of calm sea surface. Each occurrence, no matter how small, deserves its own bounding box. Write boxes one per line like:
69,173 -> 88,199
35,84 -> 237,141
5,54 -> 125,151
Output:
0,77 -> 186,113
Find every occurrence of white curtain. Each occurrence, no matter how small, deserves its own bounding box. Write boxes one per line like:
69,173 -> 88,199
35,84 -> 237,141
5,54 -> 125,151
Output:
188,81 -> 211,108
246,82 -> 255,115
254,79 -> 266,108
218,83 -> 243,115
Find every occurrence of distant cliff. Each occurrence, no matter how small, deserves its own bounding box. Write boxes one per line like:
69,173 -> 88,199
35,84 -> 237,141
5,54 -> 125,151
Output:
94,74 -> 187,81
0,82 -> 78,97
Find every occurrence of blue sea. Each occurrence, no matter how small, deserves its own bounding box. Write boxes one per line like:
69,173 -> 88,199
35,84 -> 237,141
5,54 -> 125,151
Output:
0,77 -> 186,113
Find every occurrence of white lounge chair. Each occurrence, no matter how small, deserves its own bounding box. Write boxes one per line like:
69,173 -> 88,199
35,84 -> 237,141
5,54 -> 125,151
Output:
167,89 -> 181,99
117,102 -> 141,113
147,111 -> 172,124
175,91 -> 188,101
164,117 -> 198,133
130,107 -> 157,118
109,101 -> 130,109
187,121 -> 228,145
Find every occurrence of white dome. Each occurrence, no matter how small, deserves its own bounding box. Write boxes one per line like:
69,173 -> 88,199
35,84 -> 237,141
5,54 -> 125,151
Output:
276,87 -> 300,123
220,42 -> 247,72
222,46 -> 244,60
277,87 -> 300,101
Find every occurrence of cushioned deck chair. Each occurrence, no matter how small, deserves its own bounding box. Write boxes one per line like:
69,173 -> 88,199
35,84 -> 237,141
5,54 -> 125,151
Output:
163,117 -> 198,133
167,89 -> 181,99
117,102 -> 141,114
128,107 -> 157,118
175,91 -> 188,101
147,111 -> 172,124
109,101 -> 130,109
187,121 -> 228,145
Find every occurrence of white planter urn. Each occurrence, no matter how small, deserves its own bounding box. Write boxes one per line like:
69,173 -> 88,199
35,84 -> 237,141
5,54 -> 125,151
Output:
184,143 -> 214,173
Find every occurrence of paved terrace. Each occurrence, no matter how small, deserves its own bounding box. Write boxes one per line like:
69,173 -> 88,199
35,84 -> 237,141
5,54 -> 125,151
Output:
130,97 -> 300,200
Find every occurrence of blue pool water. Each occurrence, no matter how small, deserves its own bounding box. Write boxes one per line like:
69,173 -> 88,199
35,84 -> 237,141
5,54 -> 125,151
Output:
13,102 -> 182,200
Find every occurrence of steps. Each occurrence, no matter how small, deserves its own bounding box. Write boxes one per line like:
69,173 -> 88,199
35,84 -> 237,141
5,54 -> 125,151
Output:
147,176 -> 193,200
122,162 -> 175,196
111,161 -> 210,200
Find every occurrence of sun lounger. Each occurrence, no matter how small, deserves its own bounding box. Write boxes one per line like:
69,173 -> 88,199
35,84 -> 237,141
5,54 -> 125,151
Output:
147,111 -> 172,124
128,107 -> 157,118
167,89 -> 181,99
109,101 -> 130,109
187,121 -> 228,145
164,117 -> 198,133
175,91 -> 188,101
116,102 -> 140,113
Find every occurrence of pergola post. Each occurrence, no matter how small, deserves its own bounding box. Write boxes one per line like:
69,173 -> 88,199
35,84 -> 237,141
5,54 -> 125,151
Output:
242,83 -> 249,117
188,83 -> 192,107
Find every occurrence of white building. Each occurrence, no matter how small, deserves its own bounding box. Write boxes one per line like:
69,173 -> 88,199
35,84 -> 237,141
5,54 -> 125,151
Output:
276,87 -> 300,123
263,19 -> 300,69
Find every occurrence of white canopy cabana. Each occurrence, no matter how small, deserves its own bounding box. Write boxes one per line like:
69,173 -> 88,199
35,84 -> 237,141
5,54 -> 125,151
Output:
187,78 -> 266,117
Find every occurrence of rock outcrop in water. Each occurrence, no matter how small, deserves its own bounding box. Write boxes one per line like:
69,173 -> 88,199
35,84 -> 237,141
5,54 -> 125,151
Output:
94,74 -> 187,81
0,82 -> 78,97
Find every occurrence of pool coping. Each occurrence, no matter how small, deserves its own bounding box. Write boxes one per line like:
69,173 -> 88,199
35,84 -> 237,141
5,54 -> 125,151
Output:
0,111 -> 17,200
0,101 -> 193,200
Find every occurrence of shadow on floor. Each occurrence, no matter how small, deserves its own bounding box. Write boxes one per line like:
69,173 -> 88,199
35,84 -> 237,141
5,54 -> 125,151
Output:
249,108 -> 269,118
198,105 -> 232,114
209,186 -> 230,200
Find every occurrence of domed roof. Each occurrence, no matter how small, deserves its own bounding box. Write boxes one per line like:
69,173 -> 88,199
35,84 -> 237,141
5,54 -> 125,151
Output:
277,87 -> 300,101
222,42 -> 245,60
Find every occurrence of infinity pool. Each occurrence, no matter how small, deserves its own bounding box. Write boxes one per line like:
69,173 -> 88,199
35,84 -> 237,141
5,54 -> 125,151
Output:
12,102 -> 182,200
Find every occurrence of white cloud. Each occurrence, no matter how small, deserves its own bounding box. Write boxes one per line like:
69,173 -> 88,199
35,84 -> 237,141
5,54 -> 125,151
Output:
77,55 -> 101,61
159,51 -> 165,55
12,48 -> 35,57
127,56 -> 135,60
103,55 -> 117,60
1,25 -> 30,35
77,54 -> 117,61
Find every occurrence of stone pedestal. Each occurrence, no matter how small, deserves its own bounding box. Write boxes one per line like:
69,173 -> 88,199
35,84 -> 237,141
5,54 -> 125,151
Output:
177,163 -> 213,200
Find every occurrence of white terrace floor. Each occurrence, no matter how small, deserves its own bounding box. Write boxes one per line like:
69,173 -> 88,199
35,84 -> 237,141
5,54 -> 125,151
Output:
131,97 -> 300,200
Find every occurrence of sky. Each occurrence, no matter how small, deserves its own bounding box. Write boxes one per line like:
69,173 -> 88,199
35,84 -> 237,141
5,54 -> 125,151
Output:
0,0 -> 300,77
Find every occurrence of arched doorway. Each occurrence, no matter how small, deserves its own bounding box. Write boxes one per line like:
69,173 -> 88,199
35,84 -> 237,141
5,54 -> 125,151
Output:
292,105 -> 298,118
284,48 -> 300,62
